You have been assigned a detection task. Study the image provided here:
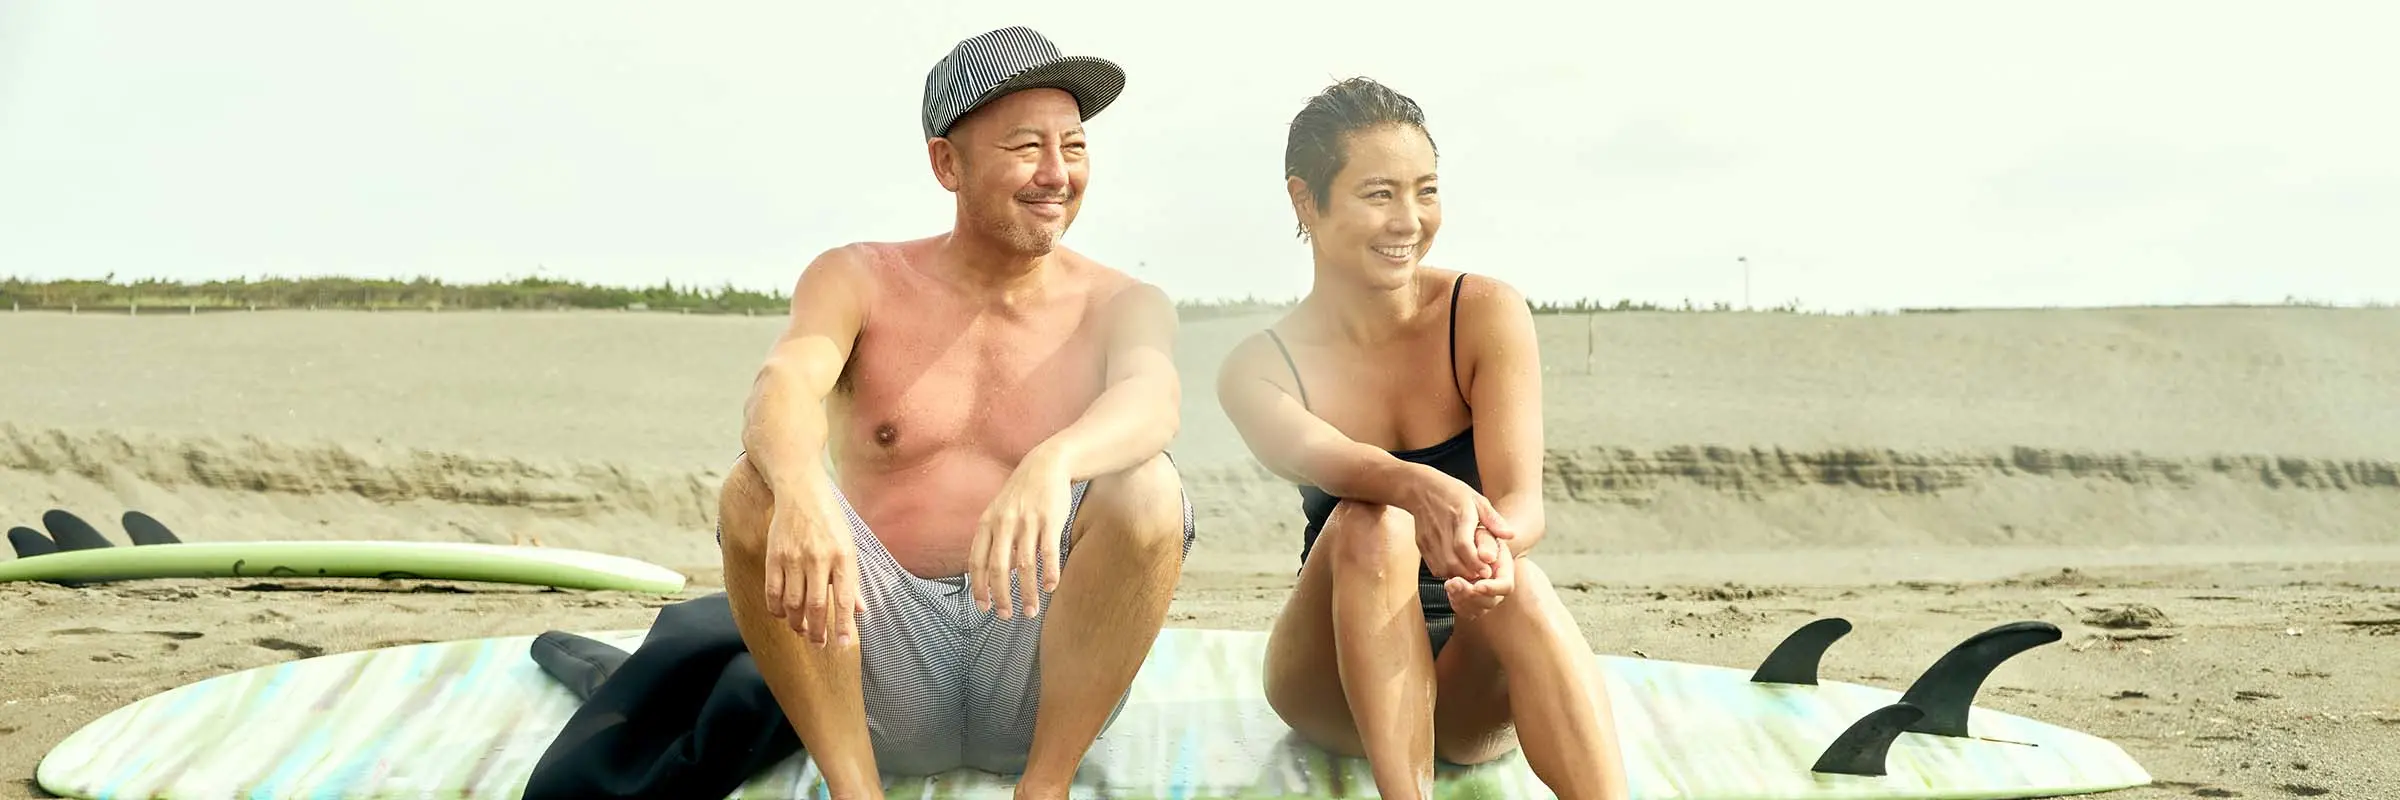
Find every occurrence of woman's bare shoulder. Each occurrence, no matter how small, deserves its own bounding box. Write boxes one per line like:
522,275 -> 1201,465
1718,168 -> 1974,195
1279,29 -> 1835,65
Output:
1447,269 -> 1540,379
1447,269 -> 1528,311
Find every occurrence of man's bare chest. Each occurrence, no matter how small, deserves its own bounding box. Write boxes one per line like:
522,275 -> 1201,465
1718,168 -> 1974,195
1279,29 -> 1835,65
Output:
837,315 -> 1107,462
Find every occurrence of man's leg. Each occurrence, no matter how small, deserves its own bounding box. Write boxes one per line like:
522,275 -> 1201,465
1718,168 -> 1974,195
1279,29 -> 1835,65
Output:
717,454 -> 885,798
1012,453 -> 1193,797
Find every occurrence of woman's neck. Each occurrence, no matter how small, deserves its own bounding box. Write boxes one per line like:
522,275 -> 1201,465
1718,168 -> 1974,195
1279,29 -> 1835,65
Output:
1301,266 -> 1429,345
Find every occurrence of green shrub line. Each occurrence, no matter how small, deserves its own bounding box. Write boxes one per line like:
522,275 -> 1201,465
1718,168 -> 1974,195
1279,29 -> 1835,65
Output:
2,275 -> 2387,318
1,275 -> 788,314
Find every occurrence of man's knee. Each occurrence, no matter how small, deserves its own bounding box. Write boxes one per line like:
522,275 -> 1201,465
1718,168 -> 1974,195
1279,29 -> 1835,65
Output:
716,455 -> 774,562
1077,453 -> 1186,557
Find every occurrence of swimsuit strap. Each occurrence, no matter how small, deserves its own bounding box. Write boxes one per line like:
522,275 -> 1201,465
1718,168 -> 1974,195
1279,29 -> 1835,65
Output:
1264,329 -> 1312,411
1448,273 -> 1470,410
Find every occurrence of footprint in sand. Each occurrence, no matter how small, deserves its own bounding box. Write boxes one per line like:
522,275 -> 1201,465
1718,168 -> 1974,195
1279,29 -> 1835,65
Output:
250,638 -> 326,659
52,627 -> 205,641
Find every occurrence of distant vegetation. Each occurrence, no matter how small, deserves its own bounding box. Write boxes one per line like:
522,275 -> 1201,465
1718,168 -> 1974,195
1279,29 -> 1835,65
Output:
0,274 -> 789,314
1,275 -> 2383,318
0,275 -> 1821,318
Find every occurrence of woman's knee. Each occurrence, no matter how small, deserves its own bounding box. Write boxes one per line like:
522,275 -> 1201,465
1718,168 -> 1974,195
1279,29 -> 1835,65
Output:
1321,501 -> 1417,576
1484,558 -> 1574,633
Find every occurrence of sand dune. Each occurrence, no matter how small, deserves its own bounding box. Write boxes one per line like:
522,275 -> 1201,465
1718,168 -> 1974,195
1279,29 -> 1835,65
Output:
4,305 -> 2398,799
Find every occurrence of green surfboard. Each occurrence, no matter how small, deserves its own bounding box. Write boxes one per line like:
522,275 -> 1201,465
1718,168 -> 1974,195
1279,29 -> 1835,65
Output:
0,540 -> 686,594
35,623 -> 2148,798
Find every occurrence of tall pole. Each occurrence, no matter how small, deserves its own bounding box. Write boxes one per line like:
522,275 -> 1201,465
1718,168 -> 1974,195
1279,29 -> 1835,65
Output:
1741,256 -> 1750,310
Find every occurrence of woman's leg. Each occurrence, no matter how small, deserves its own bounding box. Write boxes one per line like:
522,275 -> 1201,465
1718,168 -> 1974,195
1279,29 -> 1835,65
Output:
1261,501 -> 1440,798
1430,557 -> 1630,800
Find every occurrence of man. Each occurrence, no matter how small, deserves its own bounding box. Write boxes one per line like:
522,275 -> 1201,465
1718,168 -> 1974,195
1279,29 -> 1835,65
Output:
718,25 -> 1191,798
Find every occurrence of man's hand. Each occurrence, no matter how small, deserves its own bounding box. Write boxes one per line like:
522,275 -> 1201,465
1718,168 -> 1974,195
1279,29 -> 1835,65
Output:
1444,536 -> 1516,623
761,491 -> 861,648
1406,466 -> 1517,582
972,447 -> 1074,620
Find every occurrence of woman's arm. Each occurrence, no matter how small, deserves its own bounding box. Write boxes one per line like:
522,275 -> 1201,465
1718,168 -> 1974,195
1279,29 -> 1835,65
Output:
1459,276 -> 1549,556
1215,332 -> 1512,579
1214,334 -> 1425,506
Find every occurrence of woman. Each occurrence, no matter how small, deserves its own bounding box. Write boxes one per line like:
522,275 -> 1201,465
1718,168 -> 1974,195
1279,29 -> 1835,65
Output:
1214,77 -> 1630,799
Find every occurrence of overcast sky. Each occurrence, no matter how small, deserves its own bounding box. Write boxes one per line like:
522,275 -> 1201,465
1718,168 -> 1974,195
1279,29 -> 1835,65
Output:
3,1 -> 2395,311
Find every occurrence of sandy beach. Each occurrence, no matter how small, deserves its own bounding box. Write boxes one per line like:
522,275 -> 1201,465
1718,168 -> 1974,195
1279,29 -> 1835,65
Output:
3,305 -> 2396,799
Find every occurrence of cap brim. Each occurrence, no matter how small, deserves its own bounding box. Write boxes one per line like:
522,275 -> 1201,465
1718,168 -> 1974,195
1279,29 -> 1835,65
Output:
946,55 -> 1126,136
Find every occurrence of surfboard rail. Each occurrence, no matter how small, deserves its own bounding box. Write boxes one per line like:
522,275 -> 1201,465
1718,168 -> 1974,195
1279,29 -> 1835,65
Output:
35,623 -> 2150,799
0,539 -> 688,594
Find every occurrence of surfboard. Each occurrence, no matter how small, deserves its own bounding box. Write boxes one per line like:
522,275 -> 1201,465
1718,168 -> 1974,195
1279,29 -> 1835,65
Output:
0,540 -> 686,594
35,620 -> 2150,799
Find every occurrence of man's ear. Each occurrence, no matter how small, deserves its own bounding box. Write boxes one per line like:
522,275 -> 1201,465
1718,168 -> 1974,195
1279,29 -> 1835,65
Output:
929,137 -> 965,193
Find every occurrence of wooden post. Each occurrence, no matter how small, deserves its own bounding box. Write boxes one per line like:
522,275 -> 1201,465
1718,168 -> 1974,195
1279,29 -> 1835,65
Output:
1585,313 -> 1595,374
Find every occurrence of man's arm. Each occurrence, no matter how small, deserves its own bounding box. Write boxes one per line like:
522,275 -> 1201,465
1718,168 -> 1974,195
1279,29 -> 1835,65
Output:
1026,281 -> 1182,482
1459,277 -> 1548,555
742,246 -> 871,507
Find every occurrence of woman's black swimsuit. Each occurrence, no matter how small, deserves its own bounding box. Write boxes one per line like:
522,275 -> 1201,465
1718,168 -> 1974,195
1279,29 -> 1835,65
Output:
1263,273 -> 1480,657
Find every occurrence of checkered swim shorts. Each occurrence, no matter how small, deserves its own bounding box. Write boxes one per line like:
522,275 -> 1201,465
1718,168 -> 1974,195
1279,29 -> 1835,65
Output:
721,467 -> 1195,775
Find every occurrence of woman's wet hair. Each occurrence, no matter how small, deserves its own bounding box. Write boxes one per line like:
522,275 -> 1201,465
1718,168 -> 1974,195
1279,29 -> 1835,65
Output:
1284,77 -> 1437,240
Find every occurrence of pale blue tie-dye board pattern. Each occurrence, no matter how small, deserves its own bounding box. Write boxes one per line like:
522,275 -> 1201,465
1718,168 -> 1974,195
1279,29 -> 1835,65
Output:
37,628 -> 2150,799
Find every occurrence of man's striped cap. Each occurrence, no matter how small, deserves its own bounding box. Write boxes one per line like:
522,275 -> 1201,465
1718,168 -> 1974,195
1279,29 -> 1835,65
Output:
921,26 -> 1125,140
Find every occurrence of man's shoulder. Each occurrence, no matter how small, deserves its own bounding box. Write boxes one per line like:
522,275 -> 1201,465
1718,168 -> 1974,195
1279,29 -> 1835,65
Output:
806,238 -> 931,277
1047,246 -> 1164,312
795,238 -> 956,306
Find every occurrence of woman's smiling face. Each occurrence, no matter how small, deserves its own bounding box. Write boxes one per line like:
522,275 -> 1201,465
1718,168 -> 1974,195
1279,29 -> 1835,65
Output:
1291,123 -> 1443,291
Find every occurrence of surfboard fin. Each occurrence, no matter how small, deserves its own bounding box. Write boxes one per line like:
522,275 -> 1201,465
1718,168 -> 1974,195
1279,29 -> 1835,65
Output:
1751,617 -> 1852,685
43,509 -> 116,551
8,526 -> 57,559
122,511 -> 184,546
1895,620 -> 2062,737
1810,702 -> 1924,776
